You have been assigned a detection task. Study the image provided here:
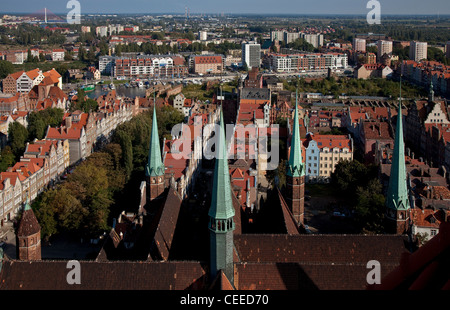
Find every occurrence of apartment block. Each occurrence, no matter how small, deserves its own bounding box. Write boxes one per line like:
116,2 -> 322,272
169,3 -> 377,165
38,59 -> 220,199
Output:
377,40 -> 393,60
353,38 -> 366,53
242,42 -> 261,69
409,41 -> 428,62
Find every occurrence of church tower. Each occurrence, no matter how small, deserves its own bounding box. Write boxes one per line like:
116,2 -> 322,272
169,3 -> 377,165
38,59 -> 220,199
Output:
286,92 -> 305,225
386,81 -> 411,234
208,108 -> 235,285
16,200 -> 41,261
145,105 -> 165,202
428,80 -> 435,103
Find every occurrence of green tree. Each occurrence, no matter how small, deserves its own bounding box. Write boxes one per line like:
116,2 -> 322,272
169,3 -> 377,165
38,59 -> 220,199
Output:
0,60 -> 14,79
8,122 -> 29,159
0,146 -> 16,172
354,179 -> 386,233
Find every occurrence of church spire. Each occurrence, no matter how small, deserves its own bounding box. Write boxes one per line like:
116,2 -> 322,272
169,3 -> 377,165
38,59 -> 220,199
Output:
146,104 -> 164,178
208,106 -> 235,285
386,78 -> 410,233
208,107 -> 235,220
428,79 -> 435,103
287,90 -> 304,177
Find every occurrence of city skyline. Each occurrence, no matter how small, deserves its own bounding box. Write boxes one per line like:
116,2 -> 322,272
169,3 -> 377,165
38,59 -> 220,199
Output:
1,0 -> 450,15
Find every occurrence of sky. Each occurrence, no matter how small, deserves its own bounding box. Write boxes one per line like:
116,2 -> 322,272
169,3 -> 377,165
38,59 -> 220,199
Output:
1,0 -> 449,15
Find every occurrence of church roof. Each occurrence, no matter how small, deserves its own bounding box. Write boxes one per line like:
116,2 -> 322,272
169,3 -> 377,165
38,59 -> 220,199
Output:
17,205 -> 41,237
0,260 -> 207,290
370,222 -> 450,290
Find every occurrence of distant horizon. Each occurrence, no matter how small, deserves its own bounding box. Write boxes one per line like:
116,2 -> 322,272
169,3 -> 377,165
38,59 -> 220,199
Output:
2,12 -> 450,17
0,0 -> 449,16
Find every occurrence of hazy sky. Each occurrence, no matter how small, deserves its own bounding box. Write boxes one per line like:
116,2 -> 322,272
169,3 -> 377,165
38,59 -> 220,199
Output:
1,0 -> 449,15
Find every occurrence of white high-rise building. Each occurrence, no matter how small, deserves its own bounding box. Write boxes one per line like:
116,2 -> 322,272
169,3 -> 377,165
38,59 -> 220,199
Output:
242,42 -> 261,69
96,26 -> 109,37
301,33 -> 324,48
409,41 -> 428,62
377,40 -> 393,60
353,38 -> 366,53
199,31 -> 208,41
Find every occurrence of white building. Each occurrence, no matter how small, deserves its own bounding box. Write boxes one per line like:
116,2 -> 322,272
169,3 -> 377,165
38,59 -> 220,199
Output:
410,41 -> 428,62
353,38 -> 366,52
52,49 -> 65,62
377,40 -> 393,60
301,33 -> 324,48
242,42 -> 261,69
268,53 -> 348,73
96,26 -> 109,37
199,31 -> 207,41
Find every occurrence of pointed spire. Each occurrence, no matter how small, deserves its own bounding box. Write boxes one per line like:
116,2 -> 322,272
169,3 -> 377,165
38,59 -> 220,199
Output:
24,196 -> 31,211
287,89 -> 304,177
208,107 -> 235,220
428,79 -> 435,103
387,77 -> 410,211
146,104 -> 165,177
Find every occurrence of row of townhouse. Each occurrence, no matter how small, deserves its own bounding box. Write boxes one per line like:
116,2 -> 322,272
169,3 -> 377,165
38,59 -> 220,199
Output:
302,133 -> 354,182
0,139 -> 69,225
0,95 -> 134,225
401,60 -> 450,96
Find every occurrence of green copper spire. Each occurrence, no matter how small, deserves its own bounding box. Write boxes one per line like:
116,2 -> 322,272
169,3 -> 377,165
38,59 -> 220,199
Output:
287,90 -> 304,177
146,104 -> 165,177
386,79 -> 410,211
24,197 -> 31,211
208,107 -> 235,220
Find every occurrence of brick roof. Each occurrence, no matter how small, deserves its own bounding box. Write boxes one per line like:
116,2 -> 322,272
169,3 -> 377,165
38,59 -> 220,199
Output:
0,260 -> 207,290
235,262 -> 391,290
17,208 -> 41,237
371,222 -> 450,290
362,121 -> 393,140
153,188 -> 182,260
234,234 -> 406,265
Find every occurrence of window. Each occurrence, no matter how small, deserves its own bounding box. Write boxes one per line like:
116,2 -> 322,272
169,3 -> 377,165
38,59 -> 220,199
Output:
431,229 -> 437,236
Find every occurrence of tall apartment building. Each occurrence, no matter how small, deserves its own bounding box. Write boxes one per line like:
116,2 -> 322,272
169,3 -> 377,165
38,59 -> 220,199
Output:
96,26 -> 109,37
270,30 -> 285,43
301,33 -> 324,48
198,31 -> 208,41
242,42 -> 261,69
409,41 -> 428,62
377,40 -> 393,60
284,32 -> 300,44
353,38 -> 367,53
